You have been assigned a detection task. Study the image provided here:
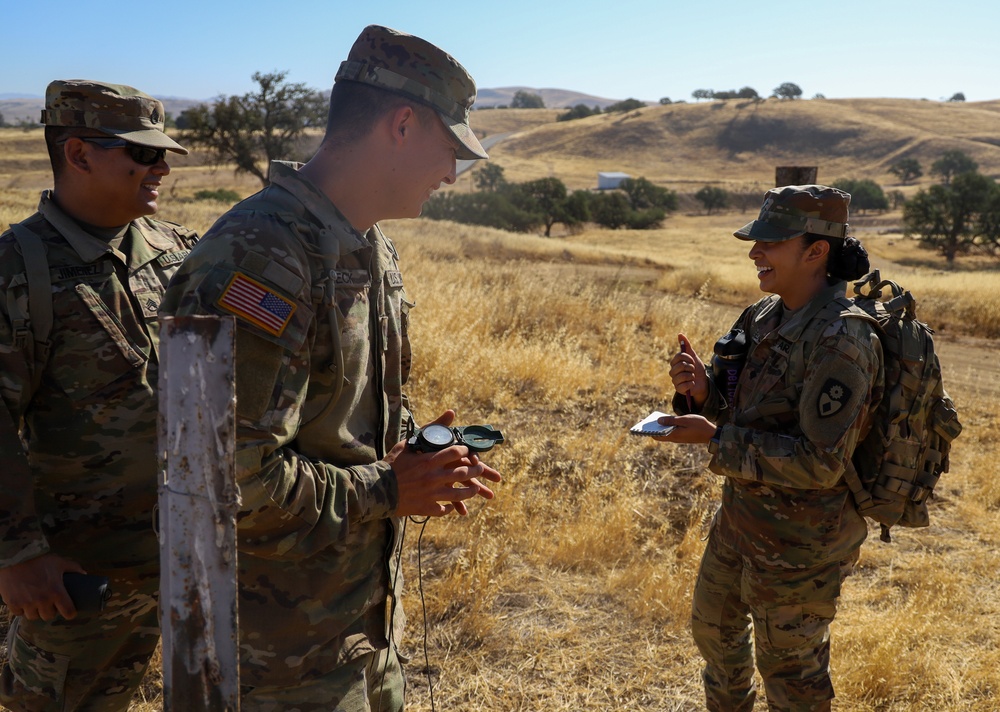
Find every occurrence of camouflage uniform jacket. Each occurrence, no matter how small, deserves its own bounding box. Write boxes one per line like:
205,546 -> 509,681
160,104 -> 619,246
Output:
679,281 -> 884,572
0,191 -> 197,570
158,161 -> 412,688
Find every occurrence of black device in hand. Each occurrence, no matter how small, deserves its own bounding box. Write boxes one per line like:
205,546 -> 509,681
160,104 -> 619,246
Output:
63,572 -> 112,612
408,424 -> 505,453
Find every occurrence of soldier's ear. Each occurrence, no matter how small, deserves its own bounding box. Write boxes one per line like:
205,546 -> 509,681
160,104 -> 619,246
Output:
389,105 -> 419,146
803,238 -> 830,265
62,138 -> 94,175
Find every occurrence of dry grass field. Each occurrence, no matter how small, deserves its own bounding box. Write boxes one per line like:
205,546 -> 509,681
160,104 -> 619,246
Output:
2,98 -> 1000,711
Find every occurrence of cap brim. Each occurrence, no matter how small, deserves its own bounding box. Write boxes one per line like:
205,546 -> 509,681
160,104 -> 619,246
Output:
733,219 -> 804,242
98,127 -> 189,155
437,111 -> 487,160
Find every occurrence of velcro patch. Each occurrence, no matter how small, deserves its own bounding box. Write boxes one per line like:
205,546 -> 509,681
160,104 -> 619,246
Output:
331,269 -> 370,288
817,378 -> 852,418
217,273 -> 295,337
50,262 -> 115,282
156,250 -> 190,267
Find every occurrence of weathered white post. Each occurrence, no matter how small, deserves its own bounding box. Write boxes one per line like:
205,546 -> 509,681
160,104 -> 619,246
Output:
158,315 -> 240,711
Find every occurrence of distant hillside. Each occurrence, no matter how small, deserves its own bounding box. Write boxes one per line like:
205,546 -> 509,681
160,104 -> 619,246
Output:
0,86 -> 619,124
0,97 -> 204,126
475,87 -> 620,109
477,97 -> 1000,191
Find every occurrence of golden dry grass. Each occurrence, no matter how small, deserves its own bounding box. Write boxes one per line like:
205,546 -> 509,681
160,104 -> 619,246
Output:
384,218 -> 1000,712
2,99 -> 1000,711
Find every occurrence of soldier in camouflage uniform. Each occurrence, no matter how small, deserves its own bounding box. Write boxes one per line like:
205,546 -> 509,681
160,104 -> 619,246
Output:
158,25 -> 499,712
0,81 -> 197,711
656,186 -> 884,711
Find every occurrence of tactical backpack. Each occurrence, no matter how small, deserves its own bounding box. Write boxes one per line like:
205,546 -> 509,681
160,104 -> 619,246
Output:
801,270 -> 963,542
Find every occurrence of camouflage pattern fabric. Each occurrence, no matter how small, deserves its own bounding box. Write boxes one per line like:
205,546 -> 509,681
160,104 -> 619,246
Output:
159,160 -> 412,691
734,185 -> 850,243
0,191 -> 198,711
1,563 -> 159,712
335,25 -> 487,160
692,529 -> 856,711
41,79 -> 187,153
675,280 -> 883,710
241,647 -> 404,712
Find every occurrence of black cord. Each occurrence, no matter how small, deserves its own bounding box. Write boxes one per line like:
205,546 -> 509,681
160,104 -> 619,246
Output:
413,515 -> 436,712
374,514 -> 435,712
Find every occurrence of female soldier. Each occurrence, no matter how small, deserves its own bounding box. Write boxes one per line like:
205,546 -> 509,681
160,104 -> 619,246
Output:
656,185 -> 883,712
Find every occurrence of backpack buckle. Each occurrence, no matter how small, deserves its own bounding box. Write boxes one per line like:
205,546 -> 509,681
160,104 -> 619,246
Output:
910,486 -> 931,505
12,319 -> 30,350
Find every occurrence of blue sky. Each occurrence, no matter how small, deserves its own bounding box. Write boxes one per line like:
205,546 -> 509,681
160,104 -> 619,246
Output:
3,0 -> 997,103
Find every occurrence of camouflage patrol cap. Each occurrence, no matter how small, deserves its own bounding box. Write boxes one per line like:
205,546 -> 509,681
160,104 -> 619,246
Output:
335,25 -> 488,161
735,185 -> 850,242
41,79 -> 188,155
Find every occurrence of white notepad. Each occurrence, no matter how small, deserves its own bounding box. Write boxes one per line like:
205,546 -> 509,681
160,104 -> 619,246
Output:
629,411 -> 675,437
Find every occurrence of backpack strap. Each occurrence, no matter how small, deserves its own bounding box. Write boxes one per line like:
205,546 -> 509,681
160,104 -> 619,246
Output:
9,223 -> 53,393
783,295 -> 884,520
822,305 -> 884,523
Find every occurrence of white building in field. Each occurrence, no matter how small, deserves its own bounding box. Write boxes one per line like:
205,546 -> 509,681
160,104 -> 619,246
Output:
597,171 -> 631,190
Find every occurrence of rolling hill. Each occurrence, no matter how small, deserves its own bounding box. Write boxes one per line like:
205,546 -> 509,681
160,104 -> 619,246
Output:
468,97 -> 1000,192
3,95 -> 999,202
474,86 -> 620,109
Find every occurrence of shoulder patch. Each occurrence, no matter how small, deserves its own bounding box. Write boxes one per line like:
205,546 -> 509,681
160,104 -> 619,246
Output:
817,377 -> 852,418
217,272 -> 296,337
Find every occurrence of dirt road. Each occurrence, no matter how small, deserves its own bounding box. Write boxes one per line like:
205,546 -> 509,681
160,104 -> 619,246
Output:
934,332 -> 999,402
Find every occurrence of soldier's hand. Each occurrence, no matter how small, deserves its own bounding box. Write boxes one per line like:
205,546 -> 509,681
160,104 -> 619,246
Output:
386,409 -> 502,518
652,414 -> 718,444
0,554 -> 86,621
671,333 -> 710,408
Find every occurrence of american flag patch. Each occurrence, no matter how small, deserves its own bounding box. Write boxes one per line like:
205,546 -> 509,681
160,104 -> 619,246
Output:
218,273 -> 296,336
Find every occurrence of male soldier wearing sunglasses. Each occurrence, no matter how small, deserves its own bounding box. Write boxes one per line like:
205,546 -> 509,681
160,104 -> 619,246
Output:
0,80 -> 197,711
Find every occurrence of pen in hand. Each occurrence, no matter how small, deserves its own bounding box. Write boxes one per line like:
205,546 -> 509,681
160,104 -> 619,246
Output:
679,337 -> 694,412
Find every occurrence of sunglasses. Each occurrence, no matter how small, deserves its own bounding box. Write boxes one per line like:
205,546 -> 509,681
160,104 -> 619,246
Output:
62,136 -> 167,166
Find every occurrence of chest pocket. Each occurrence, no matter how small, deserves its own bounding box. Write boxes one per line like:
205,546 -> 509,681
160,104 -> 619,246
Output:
331,268 -> 373,374
48,275 -> 149,401
735,342 -> 800,428
130,253 -> 187,350
381,270 -> 412,380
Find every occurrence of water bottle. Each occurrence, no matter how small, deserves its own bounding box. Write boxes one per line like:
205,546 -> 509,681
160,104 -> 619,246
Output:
711,328 -> 747,407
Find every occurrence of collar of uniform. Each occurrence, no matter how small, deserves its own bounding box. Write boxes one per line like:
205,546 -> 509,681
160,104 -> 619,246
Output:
36,190 -> 174,266
774,280 -> 850,343
37,190 -> 119,263
266,160 -> 370,254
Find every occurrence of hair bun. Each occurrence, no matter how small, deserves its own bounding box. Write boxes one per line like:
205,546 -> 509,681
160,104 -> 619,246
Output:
835,237 -> 870,280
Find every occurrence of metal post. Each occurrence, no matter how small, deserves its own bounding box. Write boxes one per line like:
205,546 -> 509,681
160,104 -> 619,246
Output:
775,166 -> 818,186
158,315 -> 240,711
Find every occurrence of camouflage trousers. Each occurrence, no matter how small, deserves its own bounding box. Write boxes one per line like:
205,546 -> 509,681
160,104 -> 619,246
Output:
0,565 -> 159,712
241,645 -> 405,712
691,527 -> 859,712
